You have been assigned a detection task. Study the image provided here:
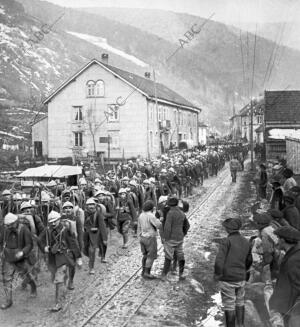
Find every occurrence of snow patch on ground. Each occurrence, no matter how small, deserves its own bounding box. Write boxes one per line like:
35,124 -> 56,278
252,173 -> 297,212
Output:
198,292 -> 223,326
67,31 -> 148,67
0,6 -> 5,15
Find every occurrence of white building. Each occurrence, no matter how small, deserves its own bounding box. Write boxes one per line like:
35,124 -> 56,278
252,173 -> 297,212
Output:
32,58 -> 201,162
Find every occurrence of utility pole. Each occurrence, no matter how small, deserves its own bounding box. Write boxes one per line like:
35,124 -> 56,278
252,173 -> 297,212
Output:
153,69 -> 161,156
250,99 -> 254,170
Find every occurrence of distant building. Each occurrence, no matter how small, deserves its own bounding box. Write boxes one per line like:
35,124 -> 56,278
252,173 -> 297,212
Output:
230,99 -> 264,143
265,90 -> 300,160
198,122 -> 208,145
32,58 -> 201,162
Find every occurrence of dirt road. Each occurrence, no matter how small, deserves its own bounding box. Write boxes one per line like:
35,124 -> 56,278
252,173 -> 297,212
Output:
0,164 -> 256,327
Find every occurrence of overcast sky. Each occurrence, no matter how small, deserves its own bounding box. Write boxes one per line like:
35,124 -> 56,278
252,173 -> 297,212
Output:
42,0 -> 299,25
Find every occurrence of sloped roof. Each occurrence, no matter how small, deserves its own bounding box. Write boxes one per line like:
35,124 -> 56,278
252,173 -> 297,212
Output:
43,59 -> 200,111
18,165 -> 82,178
265,90 -> 300,123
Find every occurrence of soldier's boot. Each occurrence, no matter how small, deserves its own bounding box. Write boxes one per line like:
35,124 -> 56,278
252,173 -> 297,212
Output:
160,258 -> 171,281
89,248 -> 96,275
122,234 -> 129,249
1,283 -> 13,310
143,267 -> 156,279
29,280 -> 37,298
133,224 -> 138,238
225,310 -> 236,327
101,244 -> 107,263
141,257 -> 147,276
171,256 -> 178,275
51,283 -> 63,312
67,267 -> 75,290
178,259 -> 186,281
235,306 -> 245,327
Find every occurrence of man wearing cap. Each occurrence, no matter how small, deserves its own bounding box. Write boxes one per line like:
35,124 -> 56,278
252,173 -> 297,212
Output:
229,156 -> 241,183
38,211 -> 81,311
138,200 -> 161,279
282,168 -> 297,194
270,181 -> 284,210
253,213 -> 280,281
0,190 -> 14,223
83,198 -> 107,274
62,201 -> 83,289
268,209 -> 290,228
116,188 -> 136,249
161,196 -> 190,281
290,186 -> 300,213
19,201 -> 45,284
269,226 -> 300,327
0,213 -> 37,309
282,195 -> 300,230
214,218 -> 252,327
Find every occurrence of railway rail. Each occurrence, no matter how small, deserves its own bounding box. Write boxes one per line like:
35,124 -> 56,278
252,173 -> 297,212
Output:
78,167 -> 230,327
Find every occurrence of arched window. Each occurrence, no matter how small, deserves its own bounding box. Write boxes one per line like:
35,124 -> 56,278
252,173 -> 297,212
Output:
86,81 -> 95,97
95,80 -> 105,97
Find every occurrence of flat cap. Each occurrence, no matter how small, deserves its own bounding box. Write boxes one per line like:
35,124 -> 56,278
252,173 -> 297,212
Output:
268,209 -> 283,219
222,218 -> 242,231
283,168 -> 294,178
253,213 -> 272,225
284,195 -> 295,203
274,226 -> 300,242
167,196 -> 179,207
143,200 -> 154,212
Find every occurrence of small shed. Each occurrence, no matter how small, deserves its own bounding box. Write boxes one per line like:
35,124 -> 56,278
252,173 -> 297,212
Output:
17,164 -> 83,186
286,137 -> 300,175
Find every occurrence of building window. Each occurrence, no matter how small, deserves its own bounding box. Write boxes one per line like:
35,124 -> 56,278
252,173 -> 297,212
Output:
158,106 -> 162,122
107,104 -> 119,122
74,132 -> 83,147
109,131 -> 120,149
256,115 -> 262,124
95,80 -> 105,97
149,103 -> 154,121
73,106 -> 83,121
86,81 -> 95,97
163,107 -> 166,120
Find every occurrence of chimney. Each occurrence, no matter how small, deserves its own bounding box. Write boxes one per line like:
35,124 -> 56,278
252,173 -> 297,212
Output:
101,53 -> 108,64
144,72 -> 151,79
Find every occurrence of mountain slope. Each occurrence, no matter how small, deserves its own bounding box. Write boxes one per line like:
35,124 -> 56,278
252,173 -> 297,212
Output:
4,0 -> 300,133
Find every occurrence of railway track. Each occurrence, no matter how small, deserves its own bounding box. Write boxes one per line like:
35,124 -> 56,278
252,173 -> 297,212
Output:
78,167 -> 230,327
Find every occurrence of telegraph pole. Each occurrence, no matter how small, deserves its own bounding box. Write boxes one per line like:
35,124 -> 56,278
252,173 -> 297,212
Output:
250,98 -> 254,170
153,69 -> 161,155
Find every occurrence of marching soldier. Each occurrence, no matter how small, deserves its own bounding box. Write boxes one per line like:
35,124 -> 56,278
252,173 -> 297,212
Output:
83,198 -> 107,274
0,213 -> 37,310
38,211 -> 81,312
116,188 -> 136,248
61,201 -> 83,289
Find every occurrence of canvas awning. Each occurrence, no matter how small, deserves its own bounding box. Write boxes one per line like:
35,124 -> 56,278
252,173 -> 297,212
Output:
18,165 -> 82,179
